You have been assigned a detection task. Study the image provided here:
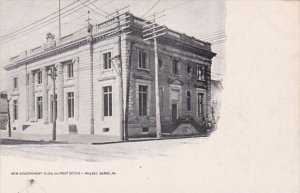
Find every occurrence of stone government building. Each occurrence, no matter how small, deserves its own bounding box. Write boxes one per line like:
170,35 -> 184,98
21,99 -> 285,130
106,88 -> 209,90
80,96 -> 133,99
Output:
4,12 -> 217,141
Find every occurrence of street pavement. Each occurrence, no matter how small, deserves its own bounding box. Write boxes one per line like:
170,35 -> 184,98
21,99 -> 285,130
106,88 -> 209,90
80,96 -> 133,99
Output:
0,137 -> 208,162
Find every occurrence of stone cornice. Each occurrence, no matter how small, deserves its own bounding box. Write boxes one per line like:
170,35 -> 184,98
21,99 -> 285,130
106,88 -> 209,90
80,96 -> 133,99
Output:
5,13 -> 217,71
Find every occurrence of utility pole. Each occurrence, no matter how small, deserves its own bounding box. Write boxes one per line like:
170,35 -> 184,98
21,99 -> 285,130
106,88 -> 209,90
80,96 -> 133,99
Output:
58,0 -> 61,41
143,12 -> 166,139
116,9 -> 125,141
6,97 -> 11,137
86,10 -> 95,135
48,66 -> 57,141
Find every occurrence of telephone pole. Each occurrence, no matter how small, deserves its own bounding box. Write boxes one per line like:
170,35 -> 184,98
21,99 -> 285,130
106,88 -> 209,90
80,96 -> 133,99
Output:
142,12 -> 166,139
48,66 -> 57,141
58,0 -> 61,41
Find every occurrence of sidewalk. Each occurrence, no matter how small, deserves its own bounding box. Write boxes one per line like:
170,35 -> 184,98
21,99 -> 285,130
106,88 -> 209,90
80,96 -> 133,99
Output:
0,130 -> 121,144
0,130 -> 209,145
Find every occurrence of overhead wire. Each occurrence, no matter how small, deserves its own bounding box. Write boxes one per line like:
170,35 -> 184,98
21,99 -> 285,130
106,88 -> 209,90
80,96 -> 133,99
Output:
141,0 -> 161,19
0,0 -> 101,43
0,0 -> 79,39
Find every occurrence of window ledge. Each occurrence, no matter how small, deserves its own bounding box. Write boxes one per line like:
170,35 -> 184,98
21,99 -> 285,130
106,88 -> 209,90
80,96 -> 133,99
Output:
137,68 -> 150,72
102,68 -> 113,72
170,74 -> 181,77
66,77 -> 74,81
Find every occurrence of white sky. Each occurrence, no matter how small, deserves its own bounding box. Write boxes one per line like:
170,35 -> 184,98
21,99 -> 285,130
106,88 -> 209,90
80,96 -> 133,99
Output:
0,0 -> 225,90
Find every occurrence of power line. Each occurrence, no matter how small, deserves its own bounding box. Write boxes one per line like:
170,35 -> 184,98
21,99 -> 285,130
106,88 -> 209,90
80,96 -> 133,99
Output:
141,0 -> 161,19
0,0 -> 100,43
0,0 -> 79,39
87,0 -> 109,15
77,0 -> 107,19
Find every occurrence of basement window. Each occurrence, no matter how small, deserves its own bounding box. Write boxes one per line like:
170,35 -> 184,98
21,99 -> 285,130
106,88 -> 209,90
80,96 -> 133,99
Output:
142,127 -> 149,133
103,128 -> 110,132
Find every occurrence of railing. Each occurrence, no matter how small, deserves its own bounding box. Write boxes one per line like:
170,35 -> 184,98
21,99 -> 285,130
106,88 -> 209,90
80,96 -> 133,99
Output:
9,12 -> 211,64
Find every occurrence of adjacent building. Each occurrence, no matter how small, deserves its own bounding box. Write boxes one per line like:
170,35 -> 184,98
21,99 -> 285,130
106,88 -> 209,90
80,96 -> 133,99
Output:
4,12 -> 216,141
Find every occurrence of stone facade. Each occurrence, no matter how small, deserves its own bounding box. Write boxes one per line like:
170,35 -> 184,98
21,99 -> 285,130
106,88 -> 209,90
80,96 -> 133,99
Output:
4,13 -> 216,140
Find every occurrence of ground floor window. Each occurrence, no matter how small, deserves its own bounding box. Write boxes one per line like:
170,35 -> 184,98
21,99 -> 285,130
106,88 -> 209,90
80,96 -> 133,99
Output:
50,94 -> 57,122
37,96 -> 43,119
197,93 -> 204,118
187,91 -> 191,111
139,85 -> 148,116
103,86 -> 112,116
13,100 -> 18,121
67,92 -> 74,118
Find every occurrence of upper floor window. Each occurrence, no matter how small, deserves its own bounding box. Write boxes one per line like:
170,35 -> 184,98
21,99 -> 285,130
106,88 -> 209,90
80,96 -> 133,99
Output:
172,59 -> 179,75
103,86 -> 112,117
13,100 -> 18,121
138,50 -> 147,69
138,85 -> 148,116
187,91 -> 191,111
67,92 -> 74,118
158,59 -> 163,69
103,52 -> 112,70
197,65 -> 205,80
37,70 -> 42,84
26,74 -> 29,86
67,62 -> 74,78
13,77 -> 18,89
186,63 -> 192,75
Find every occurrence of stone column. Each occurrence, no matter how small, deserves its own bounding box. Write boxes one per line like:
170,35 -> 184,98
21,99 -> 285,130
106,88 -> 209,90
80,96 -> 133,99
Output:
29,71 -> 35,122
57,64 -> 64,122
42,67 -> 49,124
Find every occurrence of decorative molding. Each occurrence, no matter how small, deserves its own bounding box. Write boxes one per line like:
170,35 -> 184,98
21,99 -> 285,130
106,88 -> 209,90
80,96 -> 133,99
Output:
133,74 -> 153,81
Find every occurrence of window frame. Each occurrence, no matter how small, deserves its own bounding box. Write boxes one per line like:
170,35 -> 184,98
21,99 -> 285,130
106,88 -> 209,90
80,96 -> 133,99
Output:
67,92 -> 75,118
138,50 -> 148,69
172,59 -> 179,75
138,85 -> 148,116
37,70 -> 43,85
37,96 -> 43,119
67,62 -> 74,78
13,99 -> 18,121
197,93 -> 204,118
186,63 -> 192,75
187,90 -> 191,111
103,86 -> 113,117
197,64 -> 205,81
103,52 -> 112,70
13,77 -> 18,89
158,58 -> 163,69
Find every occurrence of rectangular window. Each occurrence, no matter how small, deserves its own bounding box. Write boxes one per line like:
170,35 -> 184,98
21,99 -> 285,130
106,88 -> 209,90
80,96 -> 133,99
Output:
50,94 -> 57,122
172,59 -> 179,75
197,93 -> 204,118
13,100 -> 18,121
139,85 -> 148,116
138,50 -> 147,69
37,96 -> 43,119
13,77 -> 18,89
159,87 -> 163,110
103,128 -> 109,132
67,92 -> 74,118
37,71 -> 42,84
103,52 -> 112,69
142,127 -> 149,133
187,91 -> 191,111
103,86 -> 112,116
67,62 -> 74,78
197,65 -> 205,80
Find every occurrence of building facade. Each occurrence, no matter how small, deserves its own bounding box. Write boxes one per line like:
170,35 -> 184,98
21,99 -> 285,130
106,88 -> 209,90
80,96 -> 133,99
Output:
4,13 -> 216,140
